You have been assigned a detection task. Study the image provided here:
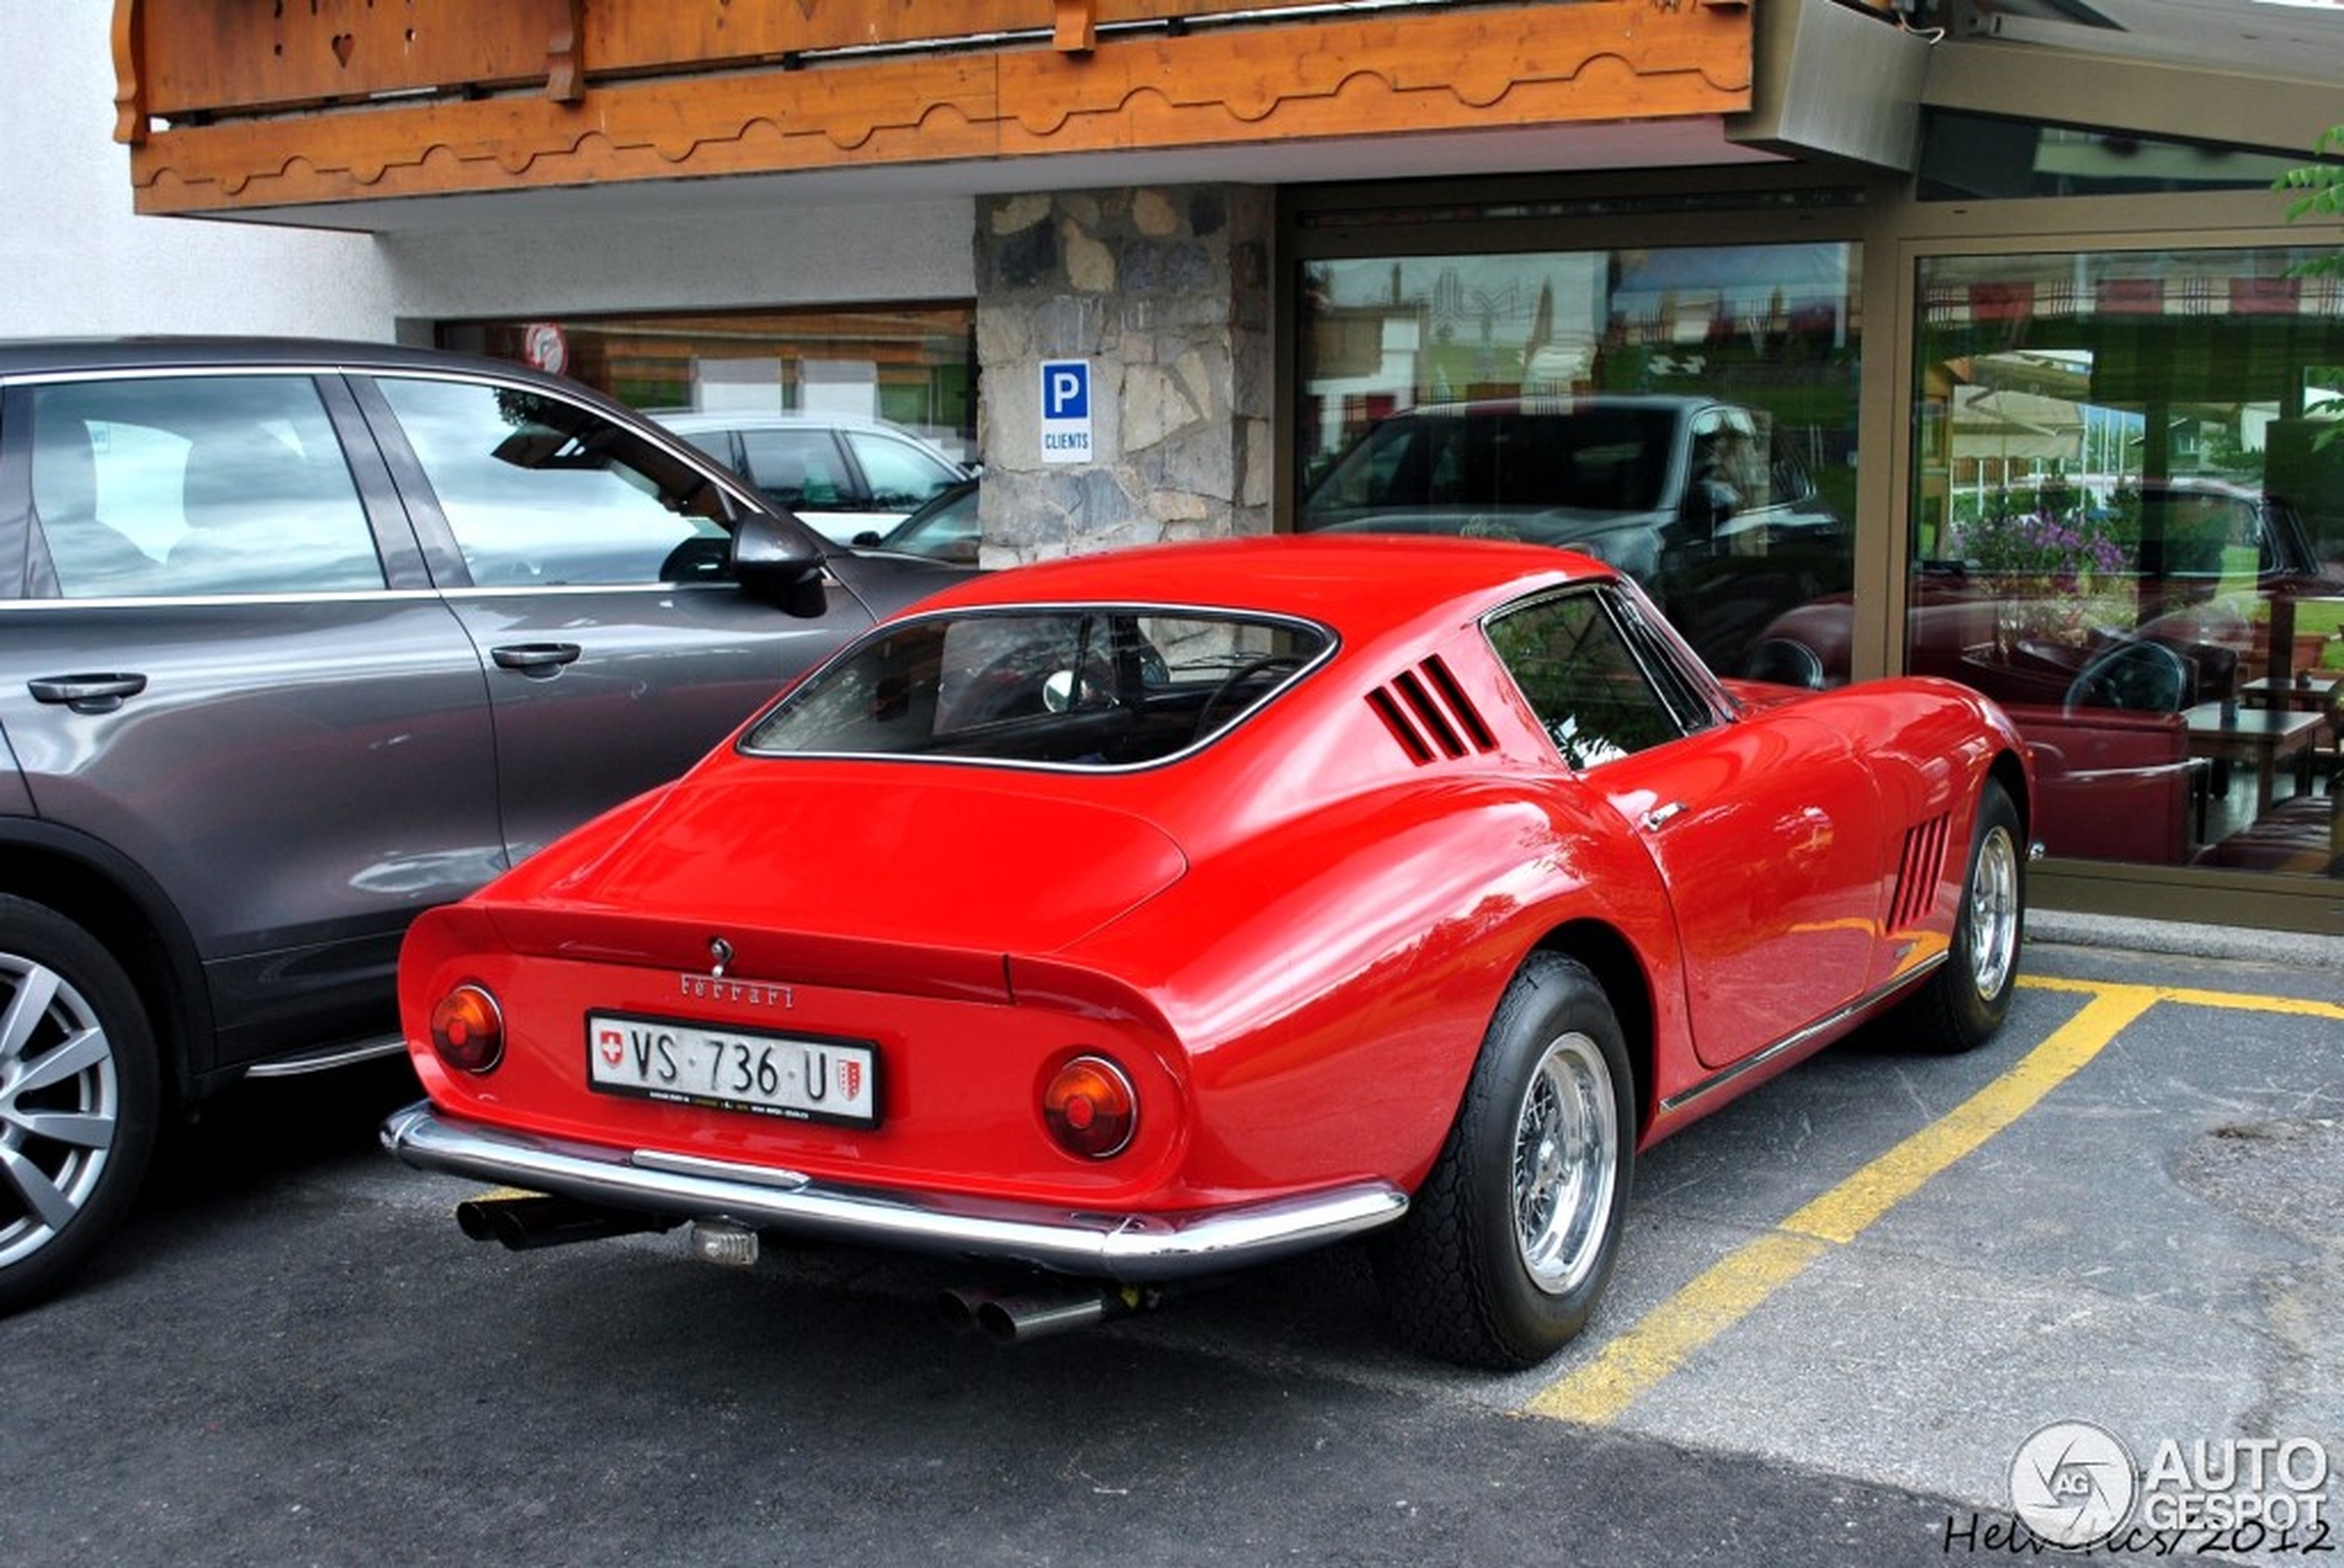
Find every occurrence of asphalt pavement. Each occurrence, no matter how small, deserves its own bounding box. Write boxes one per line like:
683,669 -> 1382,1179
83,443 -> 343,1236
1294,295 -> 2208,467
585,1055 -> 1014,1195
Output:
5,916 -> 2338,1568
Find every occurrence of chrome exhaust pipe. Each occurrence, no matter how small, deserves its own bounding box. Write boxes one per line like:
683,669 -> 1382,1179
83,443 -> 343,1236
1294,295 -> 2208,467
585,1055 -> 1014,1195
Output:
939,1283 -> 1152,1343
455,1192 -> 673,1251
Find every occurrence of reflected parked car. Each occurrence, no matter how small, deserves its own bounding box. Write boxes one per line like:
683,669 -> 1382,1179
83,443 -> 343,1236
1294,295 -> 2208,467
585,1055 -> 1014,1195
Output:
651,409 -> 973,546
385,534 -> 2030,1369
0,337 -> 972,1312
1296,395 -> 1848,669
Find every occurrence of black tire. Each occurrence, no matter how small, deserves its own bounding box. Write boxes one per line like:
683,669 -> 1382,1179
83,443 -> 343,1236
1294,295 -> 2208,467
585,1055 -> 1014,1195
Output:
0,896 -> 161,1313
1896,780 -> 2025,1054
1371,952 -> 1634,1370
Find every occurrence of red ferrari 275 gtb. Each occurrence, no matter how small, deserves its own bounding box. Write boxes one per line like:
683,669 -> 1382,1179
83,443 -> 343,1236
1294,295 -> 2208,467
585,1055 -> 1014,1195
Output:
383,534 -> 2033,1368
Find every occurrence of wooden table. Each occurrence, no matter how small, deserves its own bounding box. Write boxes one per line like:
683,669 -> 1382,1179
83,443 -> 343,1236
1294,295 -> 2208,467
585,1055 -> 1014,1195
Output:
2241,671 -> 2341,712
2183,702 -> 2324,814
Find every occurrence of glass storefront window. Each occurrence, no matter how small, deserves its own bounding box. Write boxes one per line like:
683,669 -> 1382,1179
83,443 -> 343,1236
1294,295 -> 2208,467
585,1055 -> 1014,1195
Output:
1919,111 -> 2319,201
438,305 -> 979,466
1293,244 -> 1860,676
1904,248 -> 2344,878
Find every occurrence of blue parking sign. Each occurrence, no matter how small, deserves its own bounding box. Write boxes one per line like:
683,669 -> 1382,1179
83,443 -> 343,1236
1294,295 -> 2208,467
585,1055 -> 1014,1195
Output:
1040,359 -> 1094,464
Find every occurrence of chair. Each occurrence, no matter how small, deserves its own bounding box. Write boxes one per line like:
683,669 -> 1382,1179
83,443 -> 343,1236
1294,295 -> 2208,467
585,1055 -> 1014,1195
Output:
2005,701 -> 2208,864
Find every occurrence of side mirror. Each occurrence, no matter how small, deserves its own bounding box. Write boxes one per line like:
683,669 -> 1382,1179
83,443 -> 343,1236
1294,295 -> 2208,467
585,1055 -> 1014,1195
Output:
730,511 -> 829,618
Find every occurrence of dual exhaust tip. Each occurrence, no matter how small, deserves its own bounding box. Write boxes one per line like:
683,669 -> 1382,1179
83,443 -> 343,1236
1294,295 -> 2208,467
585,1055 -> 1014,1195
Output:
937,1283 -> 1152,1344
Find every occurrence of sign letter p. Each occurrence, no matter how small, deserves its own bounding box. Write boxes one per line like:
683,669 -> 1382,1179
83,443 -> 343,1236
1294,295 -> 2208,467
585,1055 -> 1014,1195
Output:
1045,363 -> 1089,420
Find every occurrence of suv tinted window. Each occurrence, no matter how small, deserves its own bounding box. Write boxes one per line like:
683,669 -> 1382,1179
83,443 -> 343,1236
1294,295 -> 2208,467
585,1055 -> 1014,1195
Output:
29,377 -> 381,598
377,377 -> 733,586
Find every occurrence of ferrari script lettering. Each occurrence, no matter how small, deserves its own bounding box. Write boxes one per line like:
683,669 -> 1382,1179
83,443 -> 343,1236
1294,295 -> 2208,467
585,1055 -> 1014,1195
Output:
677,975 -> 795,1009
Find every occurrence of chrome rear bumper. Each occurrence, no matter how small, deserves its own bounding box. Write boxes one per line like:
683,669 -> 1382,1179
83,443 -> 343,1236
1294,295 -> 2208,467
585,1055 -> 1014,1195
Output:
380,1100 -> 1407,1283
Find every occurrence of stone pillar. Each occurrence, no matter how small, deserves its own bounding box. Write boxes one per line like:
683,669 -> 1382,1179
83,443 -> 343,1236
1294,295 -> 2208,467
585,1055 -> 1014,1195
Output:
975,185 -> 1274,565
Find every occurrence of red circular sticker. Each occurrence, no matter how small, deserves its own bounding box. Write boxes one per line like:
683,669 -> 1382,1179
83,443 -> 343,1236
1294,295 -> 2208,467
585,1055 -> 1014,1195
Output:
521,321 -> 568,376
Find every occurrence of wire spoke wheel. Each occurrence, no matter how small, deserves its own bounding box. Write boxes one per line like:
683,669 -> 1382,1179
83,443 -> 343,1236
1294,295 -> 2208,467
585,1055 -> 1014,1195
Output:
1511,1032 -> 1619,1297
1372,952 -> 1633,1369
1964,819 -> 2021,1005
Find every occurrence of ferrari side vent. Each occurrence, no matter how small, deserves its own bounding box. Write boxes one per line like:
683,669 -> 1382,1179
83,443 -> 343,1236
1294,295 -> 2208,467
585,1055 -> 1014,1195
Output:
1367,656 -> 1499,766
1889,813 -> 1953,931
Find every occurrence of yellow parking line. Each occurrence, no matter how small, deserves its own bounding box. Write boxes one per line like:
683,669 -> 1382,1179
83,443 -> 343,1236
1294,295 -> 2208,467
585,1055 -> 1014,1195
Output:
1524,976 -> 2340,1426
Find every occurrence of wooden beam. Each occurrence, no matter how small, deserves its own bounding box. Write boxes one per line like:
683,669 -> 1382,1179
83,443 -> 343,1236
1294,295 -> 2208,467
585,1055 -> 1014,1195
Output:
111,0 -> 146,145
1056,0 -> 1099,55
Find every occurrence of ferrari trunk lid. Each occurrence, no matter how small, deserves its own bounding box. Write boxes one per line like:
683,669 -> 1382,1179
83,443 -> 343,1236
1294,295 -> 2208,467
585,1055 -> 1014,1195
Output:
478,770 -> 1188,999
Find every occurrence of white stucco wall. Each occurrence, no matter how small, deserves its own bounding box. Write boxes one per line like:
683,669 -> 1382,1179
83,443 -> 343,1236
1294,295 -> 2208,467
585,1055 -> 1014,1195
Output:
0,6 -> 400,340
1,7 -> 975,342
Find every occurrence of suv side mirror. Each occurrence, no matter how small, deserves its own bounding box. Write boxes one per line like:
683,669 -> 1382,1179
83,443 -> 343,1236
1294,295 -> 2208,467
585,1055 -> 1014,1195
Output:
731,510 -> 830,617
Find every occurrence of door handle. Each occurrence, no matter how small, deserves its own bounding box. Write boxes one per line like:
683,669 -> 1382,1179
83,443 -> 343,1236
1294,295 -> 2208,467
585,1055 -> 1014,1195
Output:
1641,800 -> 1688,833
490,642 -> 584,676
28,674 -> 148,714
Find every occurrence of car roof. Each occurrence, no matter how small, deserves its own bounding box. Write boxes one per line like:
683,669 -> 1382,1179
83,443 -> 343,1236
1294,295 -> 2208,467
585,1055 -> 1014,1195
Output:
651,408 -> 951,438
0,334 -> 537,381
1370,393 -> 1714,420
911,533 -> 1602,639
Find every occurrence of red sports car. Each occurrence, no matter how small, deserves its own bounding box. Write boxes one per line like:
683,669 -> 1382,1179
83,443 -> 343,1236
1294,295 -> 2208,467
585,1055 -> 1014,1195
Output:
383,535 -> 2032,1369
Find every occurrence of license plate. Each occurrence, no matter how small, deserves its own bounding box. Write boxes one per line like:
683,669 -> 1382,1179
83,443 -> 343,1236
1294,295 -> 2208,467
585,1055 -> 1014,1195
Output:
586,1011 -> 879,1128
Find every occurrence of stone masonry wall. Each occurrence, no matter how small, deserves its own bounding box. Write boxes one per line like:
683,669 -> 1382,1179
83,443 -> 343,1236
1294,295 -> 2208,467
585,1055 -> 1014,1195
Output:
974,185 -> 1274,564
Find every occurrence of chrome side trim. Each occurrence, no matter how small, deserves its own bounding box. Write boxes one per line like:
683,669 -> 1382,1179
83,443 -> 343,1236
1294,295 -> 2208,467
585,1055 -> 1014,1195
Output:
1656,952 -> 1949,1117
380,1102 -> 1407,1283
245,1035 -> 408,1077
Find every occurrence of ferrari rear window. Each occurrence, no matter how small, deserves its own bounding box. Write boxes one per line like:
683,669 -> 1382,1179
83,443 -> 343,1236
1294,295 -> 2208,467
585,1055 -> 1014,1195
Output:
742,608 -> 1333,769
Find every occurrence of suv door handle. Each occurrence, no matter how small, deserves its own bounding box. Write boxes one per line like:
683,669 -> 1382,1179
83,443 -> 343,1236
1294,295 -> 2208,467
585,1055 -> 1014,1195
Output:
28,674 -> 149,714
489,642 -> 583,676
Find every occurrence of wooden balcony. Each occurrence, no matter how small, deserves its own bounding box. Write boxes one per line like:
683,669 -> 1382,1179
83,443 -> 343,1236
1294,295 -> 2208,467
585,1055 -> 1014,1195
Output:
112,0 -> 1753,218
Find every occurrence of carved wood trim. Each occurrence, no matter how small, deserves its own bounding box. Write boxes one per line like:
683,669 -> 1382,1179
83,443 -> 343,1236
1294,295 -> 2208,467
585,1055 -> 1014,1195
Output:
126,3 -> 1752,215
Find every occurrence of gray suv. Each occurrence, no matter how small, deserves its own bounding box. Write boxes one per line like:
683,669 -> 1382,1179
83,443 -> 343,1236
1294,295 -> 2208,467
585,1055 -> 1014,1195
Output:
0,338 -> 968,1310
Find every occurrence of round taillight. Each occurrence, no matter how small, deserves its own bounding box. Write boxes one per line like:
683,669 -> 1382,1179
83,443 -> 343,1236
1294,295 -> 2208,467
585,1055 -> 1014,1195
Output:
1042,1055 -> 1137,1160
430,984 -> 504,1074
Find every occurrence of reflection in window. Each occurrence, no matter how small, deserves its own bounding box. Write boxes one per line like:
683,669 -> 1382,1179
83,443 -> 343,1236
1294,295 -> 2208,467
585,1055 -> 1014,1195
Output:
378,377 -> 731,587
1295,243 -> 1860,680
1486,591 -> 1690,770
1905,247 -> 2344,880
437,305 -> 977,466
27,377 -> 382,599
